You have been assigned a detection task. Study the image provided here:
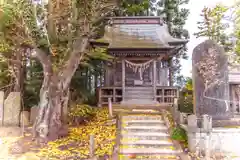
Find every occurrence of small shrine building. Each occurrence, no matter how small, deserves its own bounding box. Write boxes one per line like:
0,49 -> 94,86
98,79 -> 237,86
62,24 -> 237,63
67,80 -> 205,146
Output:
91,16 -> 188,108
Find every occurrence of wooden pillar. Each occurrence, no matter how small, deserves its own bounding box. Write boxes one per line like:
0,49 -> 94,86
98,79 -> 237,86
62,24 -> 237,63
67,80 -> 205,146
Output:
153,60 -> 157,101
169,58 -> 173,86
104,64 -> 110,86
232,85 -> 237,113
122,59 -> 125,101
113,61 -> 116,86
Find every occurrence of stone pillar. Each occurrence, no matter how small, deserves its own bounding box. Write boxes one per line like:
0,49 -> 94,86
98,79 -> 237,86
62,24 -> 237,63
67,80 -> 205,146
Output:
153,60 -> 157,101
30,106 -> 39,124
172,98 -> 179,122
0,91 -> 4,126
20,111 -> 30,126
202,114 -> 212,132
187,114 -> 199,153
122,59 -> 125,101
179,113 -> 188,124
108,97 -> 113,118
188,114 -> 198,129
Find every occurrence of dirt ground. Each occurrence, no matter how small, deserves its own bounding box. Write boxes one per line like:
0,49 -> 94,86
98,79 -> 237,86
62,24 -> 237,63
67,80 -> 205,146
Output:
0,127 -> 23,159
0,126 -> 43,160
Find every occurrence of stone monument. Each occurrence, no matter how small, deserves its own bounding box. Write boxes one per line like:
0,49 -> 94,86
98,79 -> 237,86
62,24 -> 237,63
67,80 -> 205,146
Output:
3,92 -> 21,126
192,40 -> 231,120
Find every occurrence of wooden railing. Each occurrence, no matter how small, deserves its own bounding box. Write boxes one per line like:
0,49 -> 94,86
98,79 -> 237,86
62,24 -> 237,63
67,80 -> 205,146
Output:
97,86 -> 178,107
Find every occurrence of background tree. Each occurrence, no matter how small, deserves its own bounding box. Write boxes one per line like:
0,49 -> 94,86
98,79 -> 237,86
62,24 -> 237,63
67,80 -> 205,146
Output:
178,77 -> 193,113
119,0 -> 157,16
194,4 -> 232,51
232,1 -> 240,57
157,0 -> 190,85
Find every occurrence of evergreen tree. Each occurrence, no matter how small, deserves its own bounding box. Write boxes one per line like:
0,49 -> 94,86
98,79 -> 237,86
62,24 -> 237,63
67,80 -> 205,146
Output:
157,0 -> 190,85
194,4 -> 232,50
120,0 -> 157,16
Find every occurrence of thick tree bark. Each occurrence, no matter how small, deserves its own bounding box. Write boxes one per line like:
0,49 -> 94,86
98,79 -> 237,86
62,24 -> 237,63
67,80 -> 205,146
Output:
32,37 -> 88,142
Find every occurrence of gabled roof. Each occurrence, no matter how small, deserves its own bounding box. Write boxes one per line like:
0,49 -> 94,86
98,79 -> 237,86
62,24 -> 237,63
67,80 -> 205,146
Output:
92,17 -> 188,50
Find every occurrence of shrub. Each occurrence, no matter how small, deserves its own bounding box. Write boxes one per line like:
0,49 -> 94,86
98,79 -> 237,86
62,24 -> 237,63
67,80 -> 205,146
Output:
68,104 -> 96,125
178,94 -> 193,113
171,126 -> 187,142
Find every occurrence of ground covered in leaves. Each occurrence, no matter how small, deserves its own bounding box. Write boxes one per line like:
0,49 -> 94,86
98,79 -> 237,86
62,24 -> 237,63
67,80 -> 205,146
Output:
7,107 -> 116,160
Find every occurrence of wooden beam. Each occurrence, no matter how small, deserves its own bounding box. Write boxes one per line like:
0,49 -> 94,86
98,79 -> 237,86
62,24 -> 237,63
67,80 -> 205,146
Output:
115,55 -> 165,62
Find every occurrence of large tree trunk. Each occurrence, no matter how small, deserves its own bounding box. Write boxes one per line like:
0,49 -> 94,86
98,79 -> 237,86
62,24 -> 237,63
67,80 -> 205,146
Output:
33,74 -> 69,141
32,37 -> 88,142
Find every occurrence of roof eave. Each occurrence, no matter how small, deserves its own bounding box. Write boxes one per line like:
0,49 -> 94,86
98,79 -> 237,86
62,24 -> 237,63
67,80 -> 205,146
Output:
168,40 -> 189,46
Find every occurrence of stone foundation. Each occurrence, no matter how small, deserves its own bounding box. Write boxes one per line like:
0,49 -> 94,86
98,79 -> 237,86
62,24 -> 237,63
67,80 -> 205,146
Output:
188,127 -> 240,156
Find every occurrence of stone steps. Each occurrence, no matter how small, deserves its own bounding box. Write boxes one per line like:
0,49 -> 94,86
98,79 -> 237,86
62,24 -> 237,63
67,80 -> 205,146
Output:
118,113 -> 180,160
124,87 -> 155,105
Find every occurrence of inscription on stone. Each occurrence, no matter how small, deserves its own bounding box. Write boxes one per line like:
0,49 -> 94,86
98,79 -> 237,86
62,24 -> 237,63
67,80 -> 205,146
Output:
192,40 -> 231,120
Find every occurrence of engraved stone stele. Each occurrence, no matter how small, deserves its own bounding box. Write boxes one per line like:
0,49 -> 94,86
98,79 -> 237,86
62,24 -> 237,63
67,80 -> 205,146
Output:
192,40 -> 231,120
0,91 -> 4,126
3,92 -> 21,126
30,105 -> 39,124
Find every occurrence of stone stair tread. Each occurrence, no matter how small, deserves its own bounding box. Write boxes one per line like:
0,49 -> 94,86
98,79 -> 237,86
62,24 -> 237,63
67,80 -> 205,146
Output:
119,154 -> 178,159
119,158 -> 177,160
121,131 -> 169,137
123,119 -> 164,124
121,140 -> 173,145
124,125 -> 168,130
122,116 -> 162,120
120,148 -> 179,154
122,159 -> 177,160
122,137 -> 170,141
121,100 -> 159,105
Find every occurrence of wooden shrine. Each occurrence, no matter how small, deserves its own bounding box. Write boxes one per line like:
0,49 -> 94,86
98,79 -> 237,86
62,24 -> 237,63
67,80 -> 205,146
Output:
90,17 -> 188,107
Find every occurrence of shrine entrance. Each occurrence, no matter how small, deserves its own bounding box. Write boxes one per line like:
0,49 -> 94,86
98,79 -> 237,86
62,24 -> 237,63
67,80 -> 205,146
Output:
124,59 -> 154,87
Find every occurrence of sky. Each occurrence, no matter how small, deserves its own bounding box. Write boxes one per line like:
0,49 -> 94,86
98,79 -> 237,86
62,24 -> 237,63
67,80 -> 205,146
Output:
180,0 -> 236,78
